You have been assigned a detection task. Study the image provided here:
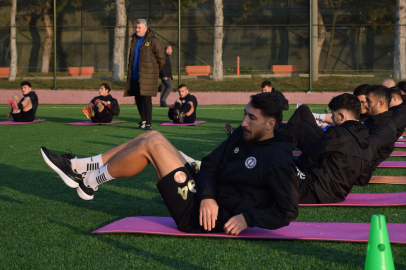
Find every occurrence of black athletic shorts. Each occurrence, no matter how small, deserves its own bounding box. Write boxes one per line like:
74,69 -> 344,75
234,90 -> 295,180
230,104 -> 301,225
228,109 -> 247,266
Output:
156,164 -> 231,233
12,109 -> 35,122
91,108 -> 112,123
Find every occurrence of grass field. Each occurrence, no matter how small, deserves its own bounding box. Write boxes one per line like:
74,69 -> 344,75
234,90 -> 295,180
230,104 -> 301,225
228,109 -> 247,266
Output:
0,72 -> 397,91
0,104 -> 405,269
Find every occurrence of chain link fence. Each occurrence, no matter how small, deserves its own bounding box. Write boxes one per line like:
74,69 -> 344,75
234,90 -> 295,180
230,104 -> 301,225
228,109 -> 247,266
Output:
0,0 -> 399,91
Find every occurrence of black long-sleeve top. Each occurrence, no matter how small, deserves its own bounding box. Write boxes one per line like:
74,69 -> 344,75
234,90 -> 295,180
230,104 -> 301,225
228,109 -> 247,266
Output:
197,127 -> 299,231
364,111 -> 396,174
389,101 -> 406,138
296,121 -> 374,204
91,94 -> 120,119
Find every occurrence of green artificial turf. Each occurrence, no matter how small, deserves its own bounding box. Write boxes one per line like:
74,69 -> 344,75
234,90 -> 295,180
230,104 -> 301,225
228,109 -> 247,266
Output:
0,104 -> 405,269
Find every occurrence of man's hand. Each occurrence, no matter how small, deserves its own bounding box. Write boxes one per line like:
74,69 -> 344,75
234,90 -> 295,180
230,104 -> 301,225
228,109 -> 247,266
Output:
199,199 -> 219,231
224,214 -> 247,236
163,77 -> 167,81
100,100 -> 107,106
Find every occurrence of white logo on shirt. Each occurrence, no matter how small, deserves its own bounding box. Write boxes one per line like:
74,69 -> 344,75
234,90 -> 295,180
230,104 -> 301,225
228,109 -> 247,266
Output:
296,167 -> 306,180
234,147 -> 239,153
182,100 -> 185,103
245,157 -> 257,169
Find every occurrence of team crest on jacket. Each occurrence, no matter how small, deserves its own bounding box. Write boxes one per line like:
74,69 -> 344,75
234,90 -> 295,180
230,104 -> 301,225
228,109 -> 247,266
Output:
145,42 -> 150,46
245,157 -> 257,169
234,147 -> 239,153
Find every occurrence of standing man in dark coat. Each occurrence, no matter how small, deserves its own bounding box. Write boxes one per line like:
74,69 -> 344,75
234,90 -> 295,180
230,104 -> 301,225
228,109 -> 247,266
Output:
159,45 -> 174,107
124,19 -> 166,130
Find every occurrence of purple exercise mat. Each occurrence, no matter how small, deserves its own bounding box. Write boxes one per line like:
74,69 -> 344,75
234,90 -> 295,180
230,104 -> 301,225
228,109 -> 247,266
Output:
299,192 -> 406,207
399,138 -> 406,142
67,121 -> 126,125
0,119 -> 45,125
395,143 -> 406,148
378,161 -> 406,168
159,121 -> 206,126
92,216 -> 406,244
292,150 -> 406,157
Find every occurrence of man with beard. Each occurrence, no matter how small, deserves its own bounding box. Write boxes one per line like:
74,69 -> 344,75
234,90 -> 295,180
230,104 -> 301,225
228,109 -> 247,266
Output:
82,83 -> 120,123
364,85 -> 396,177
40,93 -> 299,236
168,84 -> 198,124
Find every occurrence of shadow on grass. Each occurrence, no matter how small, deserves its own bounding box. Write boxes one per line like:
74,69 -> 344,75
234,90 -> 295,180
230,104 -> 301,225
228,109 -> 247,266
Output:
48,220 -> 207,269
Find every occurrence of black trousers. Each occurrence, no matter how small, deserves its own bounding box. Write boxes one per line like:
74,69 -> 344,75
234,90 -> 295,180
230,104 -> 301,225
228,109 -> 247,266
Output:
131,80 -> 152,125
287,104 -> 324,137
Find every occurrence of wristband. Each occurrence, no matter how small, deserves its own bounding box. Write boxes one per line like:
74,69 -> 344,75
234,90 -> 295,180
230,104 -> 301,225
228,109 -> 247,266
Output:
106,104 -> 111,109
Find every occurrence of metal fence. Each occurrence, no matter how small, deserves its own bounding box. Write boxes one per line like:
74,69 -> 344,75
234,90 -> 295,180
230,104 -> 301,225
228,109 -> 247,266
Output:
0,0 -> 399,91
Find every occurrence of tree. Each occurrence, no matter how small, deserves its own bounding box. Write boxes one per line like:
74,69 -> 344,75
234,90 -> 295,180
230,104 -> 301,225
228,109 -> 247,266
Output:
9,0 -> 17,81
322,0 -> 343,73
393,0 -> 406,79
41,0 -> 53,73
112,0 -> 127,81
213,0 -> 223,81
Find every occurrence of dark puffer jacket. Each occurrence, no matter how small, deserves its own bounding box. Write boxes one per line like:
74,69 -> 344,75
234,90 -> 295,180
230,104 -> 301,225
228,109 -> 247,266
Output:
124,29 -> 165,97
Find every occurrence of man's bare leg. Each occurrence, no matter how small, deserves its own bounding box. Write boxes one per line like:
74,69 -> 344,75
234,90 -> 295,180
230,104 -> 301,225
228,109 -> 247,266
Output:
78,133 -> 188,200
71,131 -> 186,175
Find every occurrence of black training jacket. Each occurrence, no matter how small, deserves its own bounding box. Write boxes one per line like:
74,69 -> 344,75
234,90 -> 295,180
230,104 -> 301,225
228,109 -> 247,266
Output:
91,95 -> 120,119
159,53 -> 172,79
197,127 -> 299,230
364,111 -> 396,174
389,101 -> 406,138
296,121 -> 374,204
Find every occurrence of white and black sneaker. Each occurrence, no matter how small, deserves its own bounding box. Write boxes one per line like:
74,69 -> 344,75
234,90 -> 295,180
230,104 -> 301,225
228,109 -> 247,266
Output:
40,147 -> 82,188
77,175 -> 97,200
136,121 -> 146,129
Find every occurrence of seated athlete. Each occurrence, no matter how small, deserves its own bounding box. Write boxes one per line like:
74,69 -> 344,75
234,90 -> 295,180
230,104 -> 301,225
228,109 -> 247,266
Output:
82,83 -> 120,123
168,84 -> 198,123
224,80 -> 289,135
386,87 -> 406,139
6,81 -> 38,122
295,94 -> 374,204
364,85 -> 396,177
40,93 -> 299,235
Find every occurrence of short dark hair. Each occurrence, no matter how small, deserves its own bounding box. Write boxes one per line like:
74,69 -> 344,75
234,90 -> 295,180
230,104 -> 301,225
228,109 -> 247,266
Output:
353,84 -> 369,96
250,92 -> 282,120
365,85 -> 392,108
165,45 -> 171,51
261,80 -> 272,88
328,93 -> 361,120
100,83 -> 111,92
178,84 -> 188,90
21,81 -> 31,88
387,86 -> 403,98
396,81 -> 406,93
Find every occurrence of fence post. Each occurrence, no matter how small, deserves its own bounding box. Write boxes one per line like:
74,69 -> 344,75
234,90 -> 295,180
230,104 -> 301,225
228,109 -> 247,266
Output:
178,0 -> 181,86
311,0 -> 318,82
52,0 -> 57,90
237,56 -> 240,75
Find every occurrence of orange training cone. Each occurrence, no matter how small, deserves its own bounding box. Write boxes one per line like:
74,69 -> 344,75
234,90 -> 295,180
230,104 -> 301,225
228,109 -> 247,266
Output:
364,215 -> 395,270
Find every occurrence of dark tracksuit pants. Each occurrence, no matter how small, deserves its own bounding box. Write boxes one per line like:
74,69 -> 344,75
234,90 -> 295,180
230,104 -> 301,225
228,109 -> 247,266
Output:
131,80 -> 152,125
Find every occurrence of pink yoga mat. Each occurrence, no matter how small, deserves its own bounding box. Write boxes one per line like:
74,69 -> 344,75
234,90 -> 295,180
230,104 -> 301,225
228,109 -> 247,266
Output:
92,216 -> 406,244
395,143 -> 406,148
299,192 -> 406,207
0,119 -> 45,125
159,121 -> 206,126
67,121 -> 126,125
378,161 -> 406,168
399,138 -> 406,142
292,151 -> 406,157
